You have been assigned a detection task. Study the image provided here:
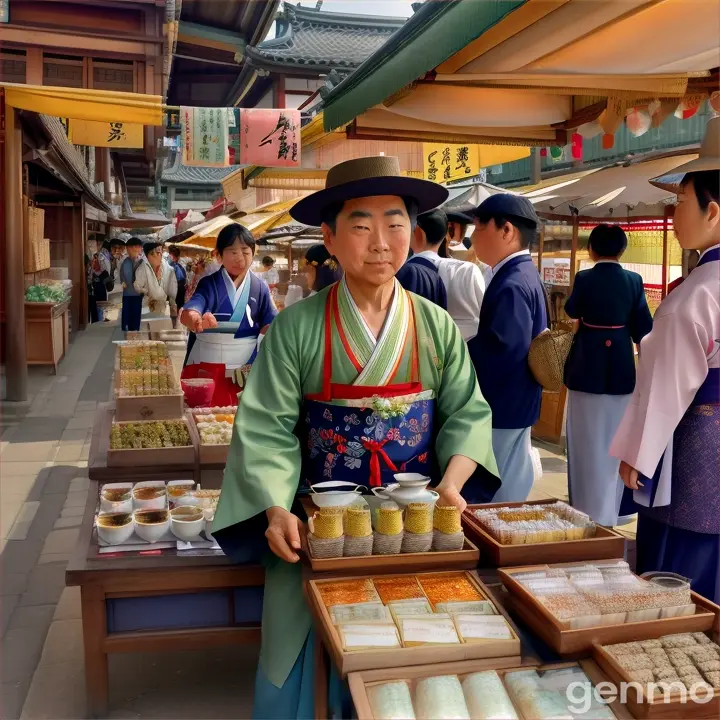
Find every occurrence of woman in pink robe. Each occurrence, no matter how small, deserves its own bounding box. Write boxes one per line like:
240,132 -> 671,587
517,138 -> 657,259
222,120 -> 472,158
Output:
611,153 -> 720,602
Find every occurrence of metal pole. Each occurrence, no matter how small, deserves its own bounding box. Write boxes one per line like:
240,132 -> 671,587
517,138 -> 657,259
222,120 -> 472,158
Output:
661,209 -> 669,298
569,213 -> 579,289
4,108 -> 28,401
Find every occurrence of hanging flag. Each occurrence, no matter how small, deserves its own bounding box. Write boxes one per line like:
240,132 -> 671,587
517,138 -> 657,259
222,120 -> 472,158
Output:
602,133 -> 615,150
68,119 -> 144,148
228,108 -> 241,165
181,107 -> 230,167
626,108 -> 651,137
674,93 -> 707,120
549,146 -> 563,161
571,133 -> 583,161
240,108 -> 301,167
539,147 -> 548,157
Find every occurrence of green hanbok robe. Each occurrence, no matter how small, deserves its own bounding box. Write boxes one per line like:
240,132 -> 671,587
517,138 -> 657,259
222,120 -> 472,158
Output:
212,285 -> 499,688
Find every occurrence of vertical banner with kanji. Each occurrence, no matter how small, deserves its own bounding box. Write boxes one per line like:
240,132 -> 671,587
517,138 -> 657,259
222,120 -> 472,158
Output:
423,143 -> 479,182
0,0 -> 8,22
181,106 -> 229,167
240,109 -> 301,167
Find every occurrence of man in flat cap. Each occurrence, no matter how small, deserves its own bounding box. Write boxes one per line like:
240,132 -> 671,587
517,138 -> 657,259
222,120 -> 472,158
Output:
468,194 -> 547,503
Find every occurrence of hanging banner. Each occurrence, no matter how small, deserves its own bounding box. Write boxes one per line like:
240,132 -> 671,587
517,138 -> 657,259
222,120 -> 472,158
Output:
181,106 -> 229,167
1,0 -> 8,22
228,108 -> 241,165
423,143 -> 479,182
240,108 -> 301,167
68,119 -> 144,148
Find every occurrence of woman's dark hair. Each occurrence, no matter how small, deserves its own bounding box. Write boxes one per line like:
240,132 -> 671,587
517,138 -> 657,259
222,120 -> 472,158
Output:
168,245 -> 181,258
102,240 -> 112,251
110,238 -> 126,248
681,171 -> 720,211
261,256 -> 275,267
588,224 -> 627,258
320,197 -> 419,233
216,223 -> 256,255
305,244 -> 343,292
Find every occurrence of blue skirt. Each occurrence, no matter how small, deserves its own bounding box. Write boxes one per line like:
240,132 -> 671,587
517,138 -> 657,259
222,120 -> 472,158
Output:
636,513 -> 720,604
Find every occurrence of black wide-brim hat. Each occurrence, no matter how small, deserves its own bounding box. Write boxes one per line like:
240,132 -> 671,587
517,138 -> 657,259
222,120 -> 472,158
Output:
290,156 -> 449,227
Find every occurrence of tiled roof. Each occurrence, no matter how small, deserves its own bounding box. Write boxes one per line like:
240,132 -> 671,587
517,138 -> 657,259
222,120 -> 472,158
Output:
160,151 -> 238,186
246,4 -> 406,71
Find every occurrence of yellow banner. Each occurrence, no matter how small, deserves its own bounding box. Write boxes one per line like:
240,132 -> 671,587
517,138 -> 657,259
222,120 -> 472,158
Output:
69,119 -> 144,148
423,143 -> 530,182
423,143 -> 479,182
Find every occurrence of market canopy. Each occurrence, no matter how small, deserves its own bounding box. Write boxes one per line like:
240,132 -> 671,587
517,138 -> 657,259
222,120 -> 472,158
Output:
1,83 -> 164,126
525,153 -> 697,219
322,0 -> 719,145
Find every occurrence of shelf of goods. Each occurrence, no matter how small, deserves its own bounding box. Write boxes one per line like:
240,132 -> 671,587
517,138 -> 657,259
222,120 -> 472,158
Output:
593,632 -> 720,719
462,499 -> 626,567
349,658 -> 634,720
498,560 -> 720,655
305,571 -> 522,676
186,407 -> 237,466
114,342 -> 184,421
299,497 -> 479,574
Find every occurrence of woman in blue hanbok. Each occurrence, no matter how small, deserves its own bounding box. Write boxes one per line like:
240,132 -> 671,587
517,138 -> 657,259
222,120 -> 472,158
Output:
180,223 -> 277,383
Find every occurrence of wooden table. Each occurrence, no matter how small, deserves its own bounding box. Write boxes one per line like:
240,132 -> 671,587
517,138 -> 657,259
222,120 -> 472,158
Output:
67,480 -> 264,718
25,299 -> 70,373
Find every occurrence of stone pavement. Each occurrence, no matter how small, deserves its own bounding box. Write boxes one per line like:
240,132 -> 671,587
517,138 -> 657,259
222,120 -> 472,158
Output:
1,310 -> 584,719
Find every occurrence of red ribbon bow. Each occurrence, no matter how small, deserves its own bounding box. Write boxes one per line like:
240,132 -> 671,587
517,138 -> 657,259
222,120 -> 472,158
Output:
361,438 -> 398,487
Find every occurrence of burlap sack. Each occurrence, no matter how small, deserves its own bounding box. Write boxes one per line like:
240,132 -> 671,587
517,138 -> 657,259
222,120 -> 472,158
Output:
401,531 -> 433,554
373,530 -> 403,555
308,533 -> 344,559
343,534 -> 374,557
432,529 -> 465,552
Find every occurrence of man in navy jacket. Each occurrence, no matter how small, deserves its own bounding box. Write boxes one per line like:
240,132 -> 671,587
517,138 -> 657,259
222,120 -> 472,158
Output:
467,195 -> 547,502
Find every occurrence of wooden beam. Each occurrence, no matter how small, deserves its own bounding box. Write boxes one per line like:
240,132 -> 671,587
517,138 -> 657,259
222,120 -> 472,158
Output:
273,75 -> 286,108
177,21 -> 247,54
4,107 -> 29,401
26,48 -> 43,85
537,225 -> 544,275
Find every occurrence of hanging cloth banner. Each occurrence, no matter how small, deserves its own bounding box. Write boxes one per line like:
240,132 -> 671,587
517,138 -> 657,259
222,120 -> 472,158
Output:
228,108 -> 241,165
68,119 -> 144,148
181,106 -> 230,167
239,108 -> 301,167
423,143 -> 479,182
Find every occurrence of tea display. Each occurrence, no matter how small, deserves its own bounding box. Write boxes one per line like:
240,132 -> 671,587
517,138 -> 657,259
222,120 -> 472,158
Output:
509,561 -> 695,629
473,501 -> 597,545
192,406 -> 237,445
109,420 -> 191,449
366,665 -> 615,720
117,368 -> 178,397
316,573 -> 514,651
602,632 -> 720,692
118,341 -> 169,370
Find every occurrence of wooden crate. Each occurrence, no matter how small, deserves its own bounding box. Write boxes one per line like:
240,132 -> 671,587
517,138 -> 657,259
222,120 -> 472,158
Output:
113,363 -> 184,422
185,411 -> 230,467
349,659 -> 633,720
305,571 -> 521,676
593,642 -> 720,719
462,499 -> 626,567
498,562 -> 720,656
106,416 -> 196,468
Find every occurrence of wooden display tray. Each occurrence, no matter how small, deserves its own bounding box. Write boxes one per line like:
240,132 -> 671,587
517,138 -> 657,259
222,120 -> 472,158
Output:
592,642 -> 720,719
106,415 -> 196,468
113,355 -> 184,422
349,658 -> 634,720
185,411 -> 230,466
305,571 -> 521,676
462,499 -> 626,566
498,562 -> 720,656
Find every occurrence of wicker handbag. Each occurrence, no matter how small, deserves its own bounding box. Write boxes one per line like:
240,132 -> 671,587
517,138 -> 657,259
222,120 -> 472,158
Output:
528,286 -> 574,392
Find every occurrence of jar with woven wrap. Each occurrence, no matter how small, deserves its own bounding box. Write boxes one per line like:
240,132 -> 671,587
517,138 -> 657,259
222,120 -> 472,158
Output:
432,505 -> 465,551
308,508 -> 344,559
374,502 -> 403,555
343,505 -> 373,557
401,502 -> 433,553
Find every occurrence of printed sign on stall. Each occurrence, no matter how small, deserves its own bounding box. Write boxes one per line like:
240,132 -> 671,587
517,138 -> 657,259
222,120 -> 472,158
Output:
240,109 -> 301,167
423,143 -> 479,183
68,120 -> 144,148
181,107 -> 230,167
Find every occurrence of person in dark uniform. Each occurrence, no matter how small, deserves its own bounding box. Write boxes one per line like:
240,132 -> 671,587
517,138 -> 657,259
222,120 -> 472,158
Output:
564,224 -> 653,526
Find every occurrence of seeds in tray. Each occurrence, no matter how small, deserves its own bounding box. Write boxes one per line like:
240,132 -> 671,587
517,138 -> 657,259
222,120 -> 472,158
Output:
617,655 -> 654,671
704,671 -> 720,689
417,573 -> 483,607
653,667 -> 680,681
640,639 -> 663,650
651,659 -> 673,672
684,646 -> 718,662
693,632 -> 711,645
372,576 -> 426,604
677,666 -> 702,680
697,659 -> 720,673
109,421 -> 190,449
645,648 -> 668,659
661,633 -> 698,648
628,670 -> 654,684
317,579 -> 380,608
434,600 -> 497,616
606,642 -> 642,656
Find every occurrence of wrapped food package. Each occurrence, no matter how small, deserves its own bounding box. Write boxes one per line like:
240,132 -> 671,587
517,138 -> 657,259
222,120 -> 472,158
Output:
462,671 -> 518,720
367,681 -> 416,720
414,675 -> 470,720
373,577 -> 426,605
504,670 -> 573,720
317,579 -> 380,608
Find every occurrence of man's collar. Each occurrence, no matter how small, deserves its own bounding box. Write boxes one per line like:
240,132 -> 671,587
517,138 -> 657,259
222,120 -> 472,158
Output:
492,249 -> 531,276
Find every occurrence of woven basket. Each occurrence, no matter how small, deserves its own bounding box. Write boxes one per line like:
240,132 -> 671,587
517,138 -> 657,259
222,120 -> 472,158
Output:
432,529 -> 465,552
373,531 -> 403,555
401,531 -> 433,554
343,534 -> 373,557
528,327 -> 574,392
308,533 -> 344,559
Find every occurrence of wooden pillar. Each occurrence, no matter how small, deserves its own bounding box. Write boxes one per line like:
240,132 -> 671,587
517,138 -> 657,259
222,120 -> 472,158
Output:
74,200 -> 86,332
531,147 -> 542,185
661,209 -> 670,298
569,213 -> 579,289
536,225 -> 545,275
4,108 -> 28,401
273,75 -> 286,108
26,48 -> 43,85
287,243 -> 293,274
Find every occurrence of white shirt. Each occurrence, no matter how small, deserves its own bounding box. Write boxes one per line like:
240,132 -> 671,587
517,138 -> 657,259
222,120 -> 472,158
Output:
491,249 -> 531,278
263,268 -> 280,286
414,250 -> 486,341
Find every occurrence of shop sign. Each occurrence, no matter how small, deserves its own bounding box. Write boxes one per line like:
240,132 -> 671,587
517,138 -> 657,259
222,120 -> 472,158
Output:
181,107 -> 229,167
69,119 -> 144,148
423,143 -> 479,182
240,108 -> 300,168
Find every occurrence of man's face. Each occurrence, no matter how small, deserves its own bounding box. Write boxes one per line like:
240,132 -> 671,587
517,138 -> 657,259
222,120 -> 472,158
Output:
127,245 -> 141,260
472,218 -> 515,267
323,196 -> 411,287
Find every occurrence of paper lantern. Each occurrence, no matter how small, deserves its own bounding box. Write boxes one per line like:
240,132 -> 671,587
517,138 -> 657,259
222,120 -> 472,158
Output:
602,134 -> 615,150
626,109 -> 651,137
571,133 -> 583,160
550,146 -> 563,160
576,121 -> 602,139
539,147 -> 548,157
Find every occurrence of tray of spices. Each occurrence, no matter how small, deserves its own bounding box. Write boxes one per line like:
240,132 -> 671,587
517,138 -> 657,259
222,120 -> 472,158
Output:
462,499 -> 626,567
107,418 -> 195,467
498,561 -> 720,655
349,658 -> 633,720
305,571 -> 521,675
592,632 -> 720,719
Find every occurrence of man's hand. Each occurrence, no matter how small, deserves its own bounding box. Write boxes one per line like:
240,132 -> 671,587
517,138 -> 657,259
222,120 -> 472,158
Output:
180,309 -> 204,333
620,461 -> 643,490
265,506 -> 305,563
201,312 -> 218,330
435,478 -> 467,514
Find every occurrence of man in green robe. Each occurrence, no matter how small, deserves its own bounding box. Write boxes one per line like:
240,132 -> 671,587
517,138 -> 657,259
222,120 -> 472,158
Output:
212,156 -> 499,718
